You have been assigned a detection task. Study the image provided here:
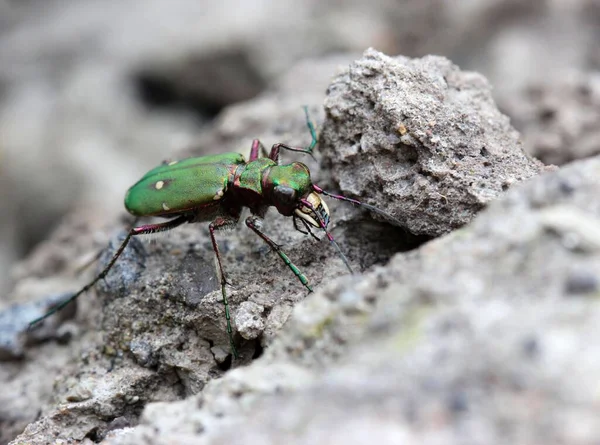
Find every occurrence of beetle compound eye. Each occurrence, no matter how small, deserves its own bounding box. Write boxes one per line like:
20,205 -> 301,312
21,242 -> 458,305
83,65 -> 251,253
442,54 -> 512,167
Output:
274,185 -> 297,205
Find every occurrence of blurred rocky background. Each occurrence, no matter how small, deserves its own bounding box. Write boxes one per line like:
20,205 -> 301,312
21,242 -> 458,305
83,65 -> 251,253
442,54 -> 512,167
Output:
1,0 -> 600,444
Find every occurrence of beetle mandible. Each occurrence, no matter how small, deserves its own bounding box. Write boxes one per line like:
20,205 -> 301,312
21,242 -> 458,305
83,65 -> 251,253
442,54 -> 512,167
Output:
31,108 -> 401,359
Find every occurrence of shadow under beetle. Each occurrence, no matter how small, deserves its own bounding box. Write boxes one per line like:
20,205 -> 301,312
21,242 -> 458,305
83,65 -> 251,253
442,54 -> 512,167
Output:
31,107 -> 401,359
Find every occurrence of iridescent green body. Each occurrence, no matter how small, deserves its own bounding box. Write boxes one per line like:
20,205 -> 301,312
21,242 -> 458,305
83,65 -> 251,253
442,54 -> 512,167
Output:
124,152 -> 316,223
125,153 -> 245,218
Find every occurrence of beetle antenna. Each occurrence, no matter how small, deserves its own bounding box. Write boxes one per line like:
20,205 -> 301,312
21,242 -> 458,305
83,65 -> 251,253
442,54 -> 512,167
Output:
300,198 -> 354,275
313,184 -> 403,227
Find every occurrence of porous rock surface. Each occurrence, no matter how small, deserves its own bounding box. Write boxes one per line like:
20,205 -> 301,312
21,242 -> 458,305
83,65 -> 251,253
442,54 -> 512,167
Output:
101,154 -> 600,445
320,49 -> 546,236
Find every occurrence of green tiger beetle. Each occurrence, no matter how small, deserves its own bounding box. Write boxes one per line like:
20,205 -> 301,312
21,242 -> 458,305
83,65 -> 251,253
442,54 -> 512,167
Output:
30,107 -> 401,359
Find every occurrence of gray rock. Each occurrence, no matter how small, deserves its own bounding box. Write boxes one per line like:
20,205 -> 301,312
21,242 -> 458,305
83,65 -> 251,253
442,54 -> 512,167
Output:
236,301 -> 266,340
320,49 -> 546,236
4,2 -> 600,443
0,292 -> 76,361
98,155 -> 600,445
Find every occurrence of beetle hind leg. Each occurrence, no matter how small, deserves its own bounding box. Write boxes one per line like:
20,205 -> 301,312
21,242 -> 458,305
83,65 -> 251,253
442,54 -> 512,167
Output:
29,216 -> 190,329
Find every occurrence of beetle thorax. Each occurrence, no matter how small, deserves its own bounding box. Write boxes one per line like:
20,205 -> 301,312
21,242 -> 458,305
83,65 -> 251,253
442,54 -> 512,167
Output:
231,158 -> 276,211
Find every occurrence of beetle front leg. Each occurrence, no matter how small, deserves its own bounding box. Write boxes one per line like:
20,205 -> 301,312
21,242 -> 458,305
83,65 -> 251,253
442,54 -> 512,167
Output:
293,214 -> 320,241
245,215 -> 313,293
209,216 -> 240,359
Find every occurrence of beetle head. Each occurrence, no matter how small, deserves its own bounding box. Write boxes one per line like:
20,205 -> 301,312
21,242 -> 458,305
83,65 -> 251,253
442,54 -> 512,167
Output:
264,162 -> 321,223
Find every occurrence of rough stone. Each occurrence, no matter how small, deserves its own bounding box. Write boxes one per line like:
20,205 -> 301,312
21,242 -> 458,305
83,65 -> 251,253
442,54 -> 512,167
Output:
98,155 -> 600,445
320,49 -> 546,236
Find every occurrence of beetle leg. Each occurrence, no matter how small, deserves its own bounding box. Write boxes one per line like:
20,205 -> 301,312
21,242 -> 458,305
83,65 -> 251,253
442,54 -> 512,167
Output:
29,215 -> 190,329
269,106 -> 318,163
208,216 -> 240,359
245,215 -> 313,294
269,142 -> 317,164
249,139 -> 269,161
293,214 -> 308,235
293,214 -> 320,241
299,216 -> 320,241
75,217 -> 141,276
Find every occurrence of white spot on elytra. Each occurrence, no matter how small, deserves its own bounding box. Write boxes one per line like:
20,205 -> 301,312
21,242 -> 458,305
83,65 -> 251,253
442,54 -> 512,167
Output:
213,189 -> 224,201
162,202 -> 170,211
155,181 -> 165,190
168,161 -> 178,166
